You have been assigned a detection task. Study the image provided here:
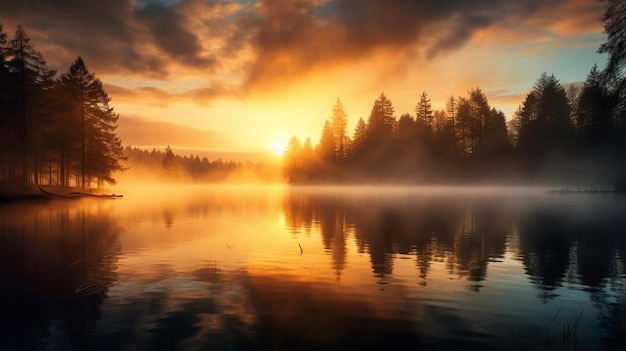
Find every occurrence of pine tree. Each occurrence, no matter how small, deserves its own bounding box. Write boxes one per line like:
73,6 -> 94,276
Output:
515,73 -> 572,170
577,65 -> 612,148
349,117 -> 367,158
0,23 -> 10,181
162,145 -> 178,179
468,88 -> 490,159
318,120 -> 336,164
5,25 -> 56,183
599,0 -> 626,91
367,92 -> 395,139
445,96 -> 457,151
455,97 -> 471,159
284,135 -> 302,183
60,56 -> 124,187
330,98 -> 348,162
415,91 -> 433,129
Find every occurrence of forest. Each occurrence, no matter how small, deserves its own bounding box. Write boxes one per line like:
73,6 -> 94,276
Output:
0,24 -> 124,188
123,145 -> 279,183
284,71 -> 625,185
2,0 -> 626,188
283,2 -> 626,186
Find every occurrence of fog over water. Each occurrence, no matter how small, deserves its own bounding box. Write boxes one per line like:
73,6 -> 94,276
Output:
1,185 -> 625,350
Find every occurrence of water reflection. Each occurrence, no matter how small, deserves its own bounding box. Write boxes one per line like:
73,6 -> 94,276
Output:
516,196 -> 626,292
280,189 -> 626,349
0,199 -> 120,350
282,190 -> 515,288
1,187 -> 625,350
283,190 -> 626,292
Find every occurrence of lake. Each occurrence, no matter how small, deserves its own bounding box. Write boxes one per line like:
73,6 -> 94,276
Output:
1,185 -> 625,350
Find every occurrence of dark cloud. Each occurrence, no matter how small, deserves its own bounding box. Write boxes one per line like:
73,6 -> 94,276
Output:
0,0 -> 170,77
0,0 -> 603,97
0,0 -> 229,77
134,1 -> 217,68
238,0 -> 574,91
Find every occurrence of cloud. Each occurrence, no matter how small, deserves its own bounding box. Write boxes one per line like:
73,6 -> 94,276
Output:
237,0 -> 590,91
0,0 -> 241,78
0,0 -> 606,100
104,83 -> 176,106
1,0 -> 165,76
134,1 -> 217,69
104,81 -> 237,107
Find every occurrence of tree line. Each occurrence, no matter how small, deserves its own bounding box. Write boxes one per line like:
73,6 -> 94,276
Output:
124,146 -> 279,182
0,24 -> 124,188
284,2 -> 626,185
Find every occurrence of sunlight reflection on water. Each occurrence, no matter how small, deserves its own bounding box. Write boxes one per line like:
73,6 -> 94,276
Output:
1,185 -> 625,350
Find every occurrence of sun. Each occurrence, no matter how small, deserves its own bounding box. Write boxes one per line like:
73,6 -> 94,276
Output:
270,138 -> 289,157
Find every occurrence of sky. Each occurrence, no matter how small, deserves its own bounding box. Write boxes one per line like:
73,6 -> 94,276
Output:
0,0 -> 609,159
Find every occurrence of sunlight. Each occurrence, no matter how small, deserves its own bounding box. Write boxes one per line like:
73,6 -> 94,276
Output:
270,138 -> 289,157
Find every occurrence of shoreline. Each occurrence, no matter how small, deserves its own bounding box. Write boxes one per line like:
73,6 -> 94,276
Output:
0,183 -> 121,202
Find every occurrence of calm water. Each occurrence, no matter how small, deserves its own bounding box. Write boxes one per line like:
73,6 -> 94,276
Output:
1,185 -> 625,350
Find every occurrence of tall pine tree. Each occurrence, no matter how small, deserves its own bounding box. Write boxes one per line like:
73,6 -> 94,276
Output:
60,56 -> 124,187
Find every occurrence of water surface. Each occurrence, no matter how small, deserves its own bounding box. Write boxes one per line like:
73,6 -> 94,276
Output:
1,185 -> 625,350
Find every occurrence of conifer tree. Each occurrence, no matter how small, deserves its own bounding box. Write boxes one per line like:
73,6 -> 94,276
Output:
330,98 -> 348,162
415,91 -> 434,129
60,56 -> 124,187
5,25 -> 55,183
577,64 -> 612,148
367,92 -> 395,139
0,23 -> 10,181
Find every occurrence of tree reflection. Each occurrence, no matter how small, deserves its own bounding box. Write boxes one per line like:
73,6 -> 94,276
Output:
282,191 -> 512,286
0,200 -> 120,350
518,210 -> 573,293
517,197 -> 626,293
515,196 -> 626,346
281,190 -> 626,348
454,202 -> 510,289
283,191 -> 626,295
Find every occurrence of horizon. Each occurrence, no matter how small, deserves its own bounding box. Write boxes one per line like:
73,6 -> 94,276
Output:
0,0 -> 608,154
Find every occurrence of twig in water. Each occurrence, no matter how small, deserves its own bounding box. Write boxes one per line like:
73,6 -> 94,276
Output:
298,243 -> 303,255
550,305 -> 564,324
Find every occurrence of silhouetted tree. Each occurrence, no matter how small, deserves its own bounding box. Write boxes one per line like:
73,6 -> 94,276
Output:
432,109 -> 447,133
0,23 -> 10,181
162,145 -> 178,179
455,97 -> 471,160
599,0 -> 626,95
415,91 -> 434,133
365,93 -> 396,175
60,57 -> 124,187
597,0 -> 626,183
0,24 -> 6,65
367,92 -> 396,140
414,91 -> 434,168
4,25 -> 55,183
515,73 -> 572,174
482,108 -> 511,163
432,109 -> 457,176
397,113 -> 415,142
577,65 -> 612,149
330,98 -> 348,162
349,117 -> 367,158
317,120 -> 336,174
284,136 -> 302,183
